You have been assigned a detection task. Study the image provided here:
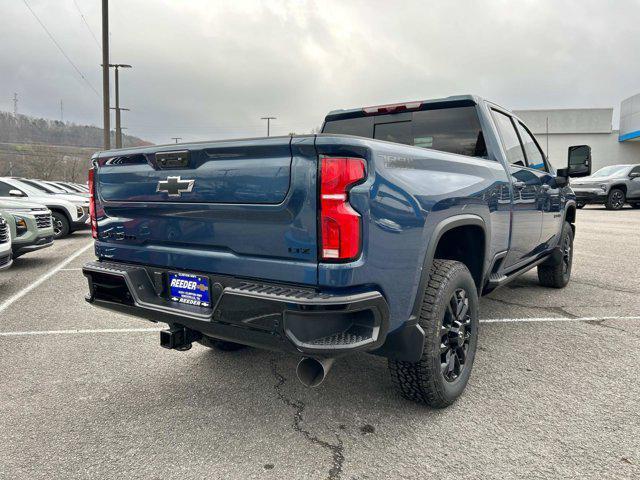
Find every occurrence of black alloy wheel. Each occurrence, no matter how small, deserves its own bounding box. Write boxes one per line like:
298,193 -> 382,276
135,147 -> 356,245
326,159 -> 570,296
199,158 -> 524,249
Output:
538,221 -> 573,288
561,230 -> 572,280
388,259 -> 479,408
440,288 -> 472,382
606,189 -> 625,210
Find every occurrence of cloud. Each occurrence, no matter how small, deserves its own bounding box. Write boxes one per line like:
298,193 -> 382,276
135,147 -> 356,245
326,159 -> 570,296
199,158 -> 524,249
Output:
1,0 -> 638,144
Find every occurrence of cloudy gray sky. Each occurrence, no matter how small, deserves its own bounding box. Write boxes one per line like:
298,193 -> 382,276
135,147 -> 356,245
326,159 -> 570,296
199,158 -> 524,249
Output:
2,0 -> 639,144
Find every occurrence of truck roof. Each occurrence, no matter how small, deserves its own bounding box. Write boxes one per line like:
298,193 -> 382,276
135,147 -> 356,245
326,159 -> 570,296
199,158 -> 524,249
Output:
324,94 -> 486,121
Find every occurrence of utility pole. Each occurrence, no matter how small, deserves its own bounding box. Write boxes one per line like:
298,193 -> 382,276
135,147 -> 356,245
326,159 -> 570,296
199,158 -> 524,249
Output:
101,0 -> 110,149
109,63 -> 132,148
546,116 -> 549,160
60,99 -> 64,122
12,93 -> 18,116
171,137 -> 182,144
110,106 -> 129,147
261,116 -> 276,137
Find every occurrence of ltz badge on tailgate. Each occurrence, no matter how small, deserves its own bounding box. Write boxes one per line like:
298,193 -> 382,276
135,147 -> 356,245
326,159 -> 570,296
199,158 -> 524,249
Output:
157,176 -> 195,197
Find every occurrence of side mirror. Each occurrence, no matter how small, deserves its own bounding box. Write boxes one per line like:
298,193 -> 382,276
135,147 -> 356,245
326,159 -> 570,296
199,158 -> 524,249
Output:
567,145 -> 592,178
630,172 -> 640,179
9,189 -> 25,197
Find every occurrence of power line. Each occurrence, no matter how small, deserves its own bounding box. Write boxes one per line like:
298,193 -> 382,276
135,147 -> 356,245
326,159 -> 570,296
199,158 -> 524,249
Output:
72,0 -> 101,50
22,0 -> 100,98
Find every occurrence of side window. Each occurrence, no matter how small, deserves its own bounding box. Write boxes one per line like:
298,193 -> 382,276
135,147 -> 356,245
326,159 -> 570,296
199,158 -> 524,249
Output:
516,122 -> 547,172
0,181 -> 20,196
491,110 -> 526,166
630,166 -> 640,175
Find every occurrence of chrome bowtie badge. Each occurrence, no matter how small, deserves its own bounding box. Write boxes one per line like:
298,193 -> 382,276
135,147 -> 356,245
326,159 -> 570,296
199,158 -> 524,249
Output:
157,176 -> 195,197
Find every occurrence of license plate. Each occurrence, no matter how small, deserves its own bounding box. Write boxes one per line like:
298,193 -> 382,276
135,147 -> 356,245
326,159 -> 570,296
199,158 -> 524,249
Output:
168,272 -> 211,307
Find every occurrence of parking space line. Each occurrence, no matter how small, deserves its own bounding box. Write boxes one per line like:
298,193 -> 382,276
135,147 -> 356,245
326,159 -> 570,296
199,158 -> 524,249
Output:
1,315 -> 639,337
0,242 -> 94,315
481,315 -> 640,323
0,327 -> 163,337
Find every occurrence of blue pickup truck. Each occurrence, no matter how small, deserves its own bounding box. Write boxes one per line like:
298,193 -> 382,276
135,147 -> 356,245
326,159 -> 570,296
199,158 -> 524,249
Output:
83,95 -> 591,407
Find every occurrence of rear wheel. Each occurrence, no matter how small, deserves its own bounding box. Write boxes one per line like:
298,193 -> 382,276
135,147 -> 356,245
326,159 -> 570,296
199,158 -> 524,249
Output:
605,188 -> 625,210
388,259 -> 479,408
537,221 -> 573,288
51,211 -> 70,239
198,336 -> 247,351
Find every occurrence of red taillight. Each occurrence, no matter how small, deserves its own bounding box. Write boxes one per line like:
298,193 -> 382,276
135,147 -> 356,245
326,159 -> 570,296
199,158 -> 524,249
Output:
320,157 -> 366,261
88,168 -> 97,239
362,101 -> 422,115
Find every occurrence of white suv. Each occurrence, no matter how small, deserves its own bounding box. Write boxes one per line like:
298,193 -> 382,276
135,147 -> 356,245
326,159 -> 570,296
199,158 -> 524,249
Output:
0,216 -> 12,270
0,177 -> 90,239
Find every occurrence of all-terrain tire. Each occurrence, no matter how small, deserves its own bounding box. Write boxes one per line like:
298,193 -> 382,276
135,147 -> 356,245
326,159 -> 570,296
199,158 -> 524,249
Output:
537,221 -> 573,288
605,188 -> 626,210
198,336 -> 247,351
388,259 -> 479,408
51,211 -> 70,239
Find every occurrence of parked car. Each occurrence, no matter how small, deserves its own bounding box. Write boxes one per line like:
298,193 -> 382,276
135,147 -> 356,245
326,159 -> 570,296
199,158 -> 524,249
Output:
571,164 -> 640,209
0,199 -> 54,258
0,216 -> 12,271
0,177 -> 89,239
43,181 -> 77,195
47,181 -> 90,196
82,94 -> 590,408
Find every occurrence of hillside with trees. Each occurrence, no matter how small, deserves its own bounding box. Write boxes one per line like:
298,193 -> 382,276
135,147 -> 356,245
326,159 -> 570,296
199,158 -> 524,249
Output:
0,111 -> 152,181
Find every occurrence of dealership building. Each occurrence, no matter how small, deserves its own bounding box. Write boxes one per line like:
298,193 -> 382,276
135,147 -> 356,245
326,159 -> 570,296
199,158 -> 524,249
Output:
514,93 -> 640,172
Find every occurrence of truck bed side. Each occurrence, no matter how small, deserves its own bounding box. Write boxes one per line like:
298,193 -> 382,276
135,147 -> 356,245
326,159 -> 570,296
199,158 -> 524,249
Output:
315,134 -> 510,332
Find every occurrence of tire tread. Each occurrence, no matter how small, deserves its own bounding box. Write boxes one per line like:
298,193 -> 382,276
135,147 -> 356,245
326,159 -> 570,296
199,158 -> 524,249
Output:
388,259 -> 476,408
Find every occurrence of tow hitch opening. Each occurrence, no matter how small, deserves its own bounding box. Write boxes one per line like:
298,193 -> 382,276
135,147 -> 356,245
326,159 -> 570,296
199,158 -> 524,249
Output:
160,325 -> 202,351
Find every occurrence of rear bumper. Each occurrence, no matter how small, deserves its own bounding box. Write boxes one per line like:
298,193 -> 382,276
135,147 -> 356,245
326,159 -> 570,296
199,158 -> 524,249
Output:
82,260 -> 390,356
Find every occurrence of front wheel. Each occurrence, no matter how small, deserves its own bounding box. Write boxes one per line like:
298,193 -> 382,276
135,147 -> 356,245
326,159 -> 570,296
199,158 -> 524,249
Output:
537,221 -> 573,288
51,211 -> 70,239
605,188 -> 625,210
388,259 -> 479,408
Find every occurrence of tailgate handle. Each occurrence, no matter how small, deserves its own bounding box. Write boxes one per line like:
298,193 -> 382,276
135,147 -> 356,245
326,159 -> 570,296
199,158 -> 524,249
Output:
156,150 -> 190,169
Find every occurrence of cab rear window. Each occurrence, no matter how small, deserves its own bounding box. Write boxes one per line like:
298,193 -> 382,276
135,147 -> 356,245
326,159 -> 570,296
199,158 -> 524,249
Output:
322,106 -> 487,158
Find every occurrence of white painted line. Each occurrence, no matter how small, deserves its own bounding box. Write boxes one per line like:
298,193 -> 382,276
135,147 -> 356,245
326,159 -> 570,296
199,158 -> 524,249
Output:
480,315 -> 640,324
0,242 -> 94,315
0,315 -> 639,338
0,327 -> 163,337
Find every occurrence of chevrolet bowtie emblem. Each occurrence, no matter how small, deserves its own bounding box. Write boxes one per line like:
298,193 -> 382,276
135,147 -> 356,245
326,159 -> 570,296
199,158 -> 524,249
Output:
157,176 -> 195,197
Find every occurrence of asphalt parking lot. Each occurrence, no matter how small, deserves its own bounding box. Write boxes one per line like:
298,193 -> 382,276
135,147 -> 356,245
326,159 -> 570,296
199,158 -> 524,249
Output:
1,206 -> 639,480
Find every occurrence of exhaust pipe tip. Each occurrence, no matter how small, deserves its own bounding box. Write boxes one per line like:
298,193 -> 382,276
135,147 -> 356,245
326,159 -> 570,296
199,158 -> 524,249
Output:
296,357 -> 334,388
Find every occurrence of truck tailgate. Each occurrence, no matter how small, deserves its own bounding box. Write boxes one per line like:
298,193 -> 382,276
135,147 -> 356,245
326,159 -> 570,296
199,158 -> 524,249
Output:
93,136 -> 318,285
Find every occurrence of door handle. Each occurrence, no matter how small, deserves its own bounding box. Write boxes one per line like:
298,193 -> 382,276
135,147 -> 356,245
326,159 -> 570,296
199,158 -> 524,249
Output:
513,181 -> 526,189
